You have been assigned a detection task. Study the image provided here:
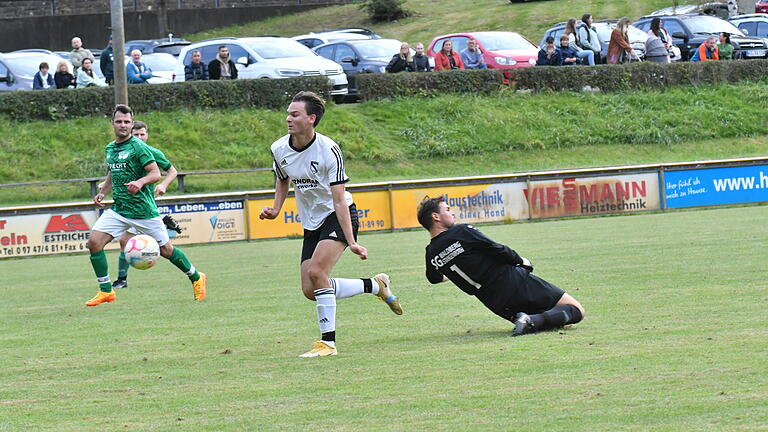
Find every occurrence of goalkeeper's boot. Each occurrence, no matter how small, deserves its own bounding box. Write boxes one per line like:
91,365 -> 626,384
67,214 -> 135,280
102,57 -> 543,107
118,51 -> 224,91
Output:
163,214 -> 182,233
85,291 -> 116,307
112,277 -> 128,289
299,341 -> 338,358
373,273 -> 403,315
192,272 -> 207,301
512,312 -> 535,336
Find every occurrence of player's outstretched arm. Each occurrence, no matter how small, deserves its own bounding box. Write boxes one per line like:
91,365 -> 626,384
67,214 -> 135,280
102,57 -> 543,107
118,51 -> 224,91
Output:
260,177 -> 290,220
331,183 -> 367,260
155,166 -> 177,196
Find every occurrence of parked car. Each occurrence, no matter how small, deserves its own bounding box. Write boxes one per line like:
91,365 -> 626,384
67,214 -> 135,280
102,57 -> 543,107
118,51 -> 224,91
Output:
314,38 -> 411,97
634,14 -> 768,60
0,51 -> 67,91
427,31 -> 538,68
728,13 -> 768,41
540,21 -> 663,63
293,31 -> 372,49
174,37 -> 348,97
758,1 -> 768,13
140,53 -> 177,83
647,2 -> 731,19
125,36 -> 191,56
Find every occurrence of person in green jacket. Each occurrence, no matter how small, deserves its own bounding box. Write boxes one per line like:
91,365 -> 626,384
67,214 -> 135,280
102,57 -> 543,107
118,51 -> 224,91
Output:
718,32 -> 734,60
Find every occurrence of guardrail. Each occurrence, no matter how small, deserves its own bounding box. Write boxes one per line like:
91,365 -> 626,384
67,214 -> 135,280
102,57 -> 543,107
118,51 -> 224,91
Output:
0,168 -> 273,196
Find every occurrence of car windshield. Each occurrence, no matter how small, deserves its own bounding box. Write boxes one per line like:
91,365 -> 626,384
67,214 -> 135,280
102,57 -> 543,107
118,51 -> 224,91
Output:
685,16 -> 744,36
244,39 -> 316,59
354,40 -> 402,59
474,32 -> 534,50
141,54 -> 177,71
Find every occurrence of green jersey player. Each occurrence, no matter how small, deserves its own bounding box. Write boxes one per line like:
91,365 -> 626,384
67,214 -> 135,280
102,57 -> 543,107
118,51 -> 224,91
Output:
85,104 -> 207,306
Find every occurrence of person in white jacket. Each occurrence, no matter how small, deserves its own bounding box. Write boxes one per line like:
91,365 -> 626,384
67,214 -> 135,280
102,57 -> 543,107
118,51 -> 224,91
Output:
76,58 -> 107,88
577,14 -> 603,64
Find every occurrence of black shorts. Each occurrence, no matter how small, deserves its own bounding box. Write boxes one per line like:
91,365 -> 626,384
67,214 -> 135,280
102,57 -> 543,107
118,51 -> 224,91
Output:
494,267 -> 566,321
300,204 -> 359,263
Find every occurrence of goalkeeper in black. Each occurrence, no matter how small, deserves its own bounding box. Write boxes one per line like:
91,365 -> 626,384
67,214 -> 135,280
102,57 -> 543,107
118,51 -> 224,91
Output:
418,196 -> 584,336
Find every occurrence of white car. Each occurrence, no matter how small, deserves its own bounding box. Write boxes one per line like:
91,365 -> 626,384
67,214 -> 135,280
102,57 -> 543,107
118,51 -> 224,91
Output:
173,37 -> 348,96
293,31 -> 372,49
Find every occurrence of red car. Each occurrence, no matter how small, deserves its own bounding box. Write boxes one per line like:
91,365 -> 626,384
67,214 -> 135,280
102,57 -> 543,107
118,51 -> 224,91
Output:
758,1 -> 768,13
427,31 -> 538,69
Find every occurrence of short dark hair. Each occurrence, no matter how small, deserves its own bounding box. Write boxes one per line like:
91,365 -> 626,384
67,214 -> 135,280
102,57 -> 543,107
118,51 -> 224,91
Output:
545,36 -> 555,44
218,45 -> 227,51
39,62 -> 49,70
417,196 -> 444,230
132,121 -> 148,132
292,91 -> 325,127
112,104 -> 133,120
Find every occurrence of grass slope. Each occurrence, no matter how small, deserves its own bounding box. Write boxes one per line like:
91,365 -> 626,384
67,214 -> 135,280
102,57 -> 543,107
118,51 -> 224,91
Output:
2,82 -> 768,206
188,0 -> 675,47
0,205 -> 766,431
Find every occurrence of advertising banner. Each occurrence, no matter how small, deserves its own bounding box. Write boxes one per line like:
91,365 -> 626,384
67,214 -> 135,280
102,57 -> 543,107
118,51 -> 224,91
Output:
525,173 -> 660,218
664,165 -> 768,208
247,190 -> 392,240
0,211 -> 98,258
155,200 -> 246,245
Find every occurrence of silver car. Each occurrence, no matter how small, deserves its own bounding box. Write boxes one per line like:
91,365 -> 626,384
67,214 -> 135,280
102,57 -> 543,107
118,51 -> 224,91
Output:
0,51 -> 67,91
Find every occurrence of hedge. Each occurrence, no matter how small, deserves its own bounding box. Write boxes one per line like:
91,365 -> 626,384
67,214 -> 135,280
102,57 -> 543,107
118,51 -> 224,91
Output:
0,76 -> 332,121
357,59 -> 768,100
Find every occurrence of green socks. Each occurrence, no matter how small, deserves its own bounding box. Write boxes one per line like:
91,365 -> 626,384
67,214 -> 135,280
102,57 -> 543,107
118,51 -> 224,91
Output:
117,251 -> 130,278
89,250 -> 112,292
169,247 -> 200,282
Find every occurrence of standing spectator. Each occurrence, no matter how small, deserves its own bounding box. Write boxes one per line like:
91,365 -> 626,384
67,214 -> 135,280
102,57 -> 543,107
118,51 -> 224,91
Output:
208,45 -> 237,80
645,34 -> 670,63
184,50 -> 209,81
33,62 -> 55,90
386,42 -> 414,73
537,36 -> 562,66
76,58 -> 108,88
558,34 -> 579,65
434,39 -> 464,71
70,36 -> 95,74
578,14 -> 602,64
413,43 -> 431,72
648,18 -> 673,52
100,34 -> 114,85
727,0 -> 738,17
690,36 -> 719,61
126,49 -> 153,84
460,39 -> 487,69
565,18 -> 595,65
607,17 -> 635,64
54,60 -> 76,89
718,33 -> 734,60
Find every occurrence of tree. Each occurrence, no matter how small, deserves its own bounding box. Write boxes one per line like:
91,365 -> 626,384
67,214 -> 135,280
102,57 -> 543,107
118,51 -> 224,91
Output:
360,0 -> 409,22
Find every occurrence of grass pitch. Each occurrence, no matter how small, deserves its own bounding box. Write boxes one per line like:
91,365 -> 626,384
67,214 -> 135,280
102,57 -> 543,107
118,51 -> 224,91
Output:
1,206 -> 766,431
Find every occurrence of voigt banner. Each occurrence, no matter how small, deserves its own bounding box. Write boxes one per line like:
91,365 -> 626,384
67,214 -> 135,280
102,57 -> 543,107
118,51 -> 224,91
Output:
524,173 -> 660,218
155,200 -> 246,245
0,211 -> 99,258
664,165 -> 768,208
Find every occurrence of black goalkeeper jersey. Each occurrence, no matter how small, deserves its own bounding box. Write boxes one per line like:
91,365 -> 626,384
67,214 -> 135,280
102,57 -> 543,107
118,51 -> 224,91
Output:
425,224 -> 527,314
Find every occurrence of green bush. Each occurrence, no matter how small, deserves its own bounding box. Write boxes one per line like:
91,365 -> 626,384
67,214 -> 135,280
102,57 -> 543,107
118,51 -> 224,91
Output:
359,0 -> 408,22
0,77 -> 332,121
357,59 -> 768,100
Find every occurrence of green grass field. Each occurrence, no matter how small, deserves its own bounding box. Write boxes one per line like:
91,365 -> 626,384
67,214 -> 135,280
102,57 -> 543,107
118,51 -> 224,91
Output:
1,205 -> 766,431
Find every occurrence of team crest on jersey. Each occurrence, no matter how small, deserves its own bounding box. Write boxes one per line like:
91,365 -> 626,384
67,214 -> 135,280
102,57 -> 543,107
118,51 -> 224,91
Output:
310,161 -> 319,174
118,151 -> 130,160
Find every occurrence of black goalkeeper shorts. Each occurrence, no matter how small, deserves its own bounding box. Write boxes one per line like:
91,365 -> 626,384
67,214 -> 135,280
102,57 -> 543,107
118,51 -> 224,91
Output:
300,204 -> 359,263
495,267 -> 566,321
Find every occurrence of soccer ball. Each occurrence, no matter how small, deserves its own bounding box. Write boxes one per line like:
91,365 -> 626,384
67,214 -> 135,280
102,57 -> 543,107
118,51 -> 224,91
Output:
123,234 -> 160,270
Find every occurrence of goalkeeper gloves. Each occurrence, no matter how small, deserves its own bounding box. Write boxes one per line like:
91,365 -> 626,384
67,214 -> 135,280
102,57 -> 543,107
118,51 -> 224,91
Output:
163,214 -> 182,233
519,257 -> 534,272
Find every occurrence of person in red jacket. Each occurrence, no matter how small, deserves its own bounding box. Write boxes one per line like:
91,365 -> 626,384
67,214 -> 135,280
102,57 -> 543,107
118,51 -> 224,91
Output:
434,39 -> 464,71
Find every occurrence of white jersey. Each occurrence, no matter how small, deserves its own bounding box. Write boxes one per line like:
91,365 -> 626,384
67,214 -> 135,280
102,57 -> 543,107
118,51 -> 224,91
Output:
271,132 -> 353,230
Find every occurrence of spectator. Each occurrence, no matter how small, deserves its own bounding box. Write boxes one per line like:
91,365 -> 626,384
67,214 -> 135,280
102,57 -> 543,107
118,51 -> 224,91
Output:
100,34 -> 114,85
126,49 -> 153,84
645,34 -> 670,63
184,50 -> 209,81
565,18 -> 595,65
690,36 -> 719,61
727,0 -> 738,17
558,34 -> 579,66
413,43 -> 431,72
537,36 -> 562,66
648,17 -> 673,52
76,58 -> 108,88
70,36 -> 95,74
434,39 -> 464,71
386,42 -> 414,73
607,17 -> 635,64
33,62 -> 55,90
718,32 -> 734,60
208,45 -> 238,80
578,14 -> 602,64
460,39 -> 487,69
54,60 -> 76,89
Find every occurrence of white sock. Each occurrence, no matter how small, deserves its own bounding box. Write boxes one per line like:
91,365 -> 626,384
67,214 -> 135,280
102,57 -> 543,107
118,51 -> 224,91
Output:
314,288 -> 336,344
331,278 -> 380,299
